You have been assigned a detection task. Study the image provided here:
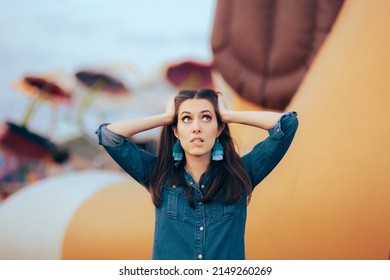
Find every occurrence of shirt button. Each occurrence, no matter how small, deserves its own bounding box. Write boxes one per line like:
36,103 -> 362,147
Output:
198,254 -> 203,259
172,185 -> 176,189
198,202 -> 202,205
201,184 -> 205,189
200,226 -> 204,231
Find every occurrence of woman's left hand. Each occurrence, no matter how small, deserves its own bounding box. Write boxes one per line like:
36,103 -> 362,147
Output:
217,92 -> 230,123
216,92 -> 284,128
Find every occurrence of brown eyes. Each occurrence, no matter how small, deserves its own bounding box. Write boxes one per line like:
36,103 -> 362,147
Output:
181,115 -> 212,123
182,116 -> 191,123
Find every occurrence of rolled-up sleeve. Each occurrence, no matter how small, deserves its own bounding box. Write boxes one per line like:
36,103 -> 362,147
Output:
242,111 -> 298,189
96,123 -> 156,187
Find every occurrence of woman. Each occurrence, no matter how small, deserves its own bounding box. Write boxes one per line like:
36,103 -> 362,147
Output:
96,89 -> 298,260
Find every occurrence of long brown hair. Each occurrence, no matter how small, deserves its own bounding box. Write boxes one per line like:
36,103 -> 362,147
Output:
148,89 -> 252,207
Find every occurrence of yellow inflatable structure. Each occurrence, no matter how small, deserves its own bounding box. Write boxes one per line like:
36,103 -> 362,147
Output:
0,170 -> 154,259
214,0 -> 389,259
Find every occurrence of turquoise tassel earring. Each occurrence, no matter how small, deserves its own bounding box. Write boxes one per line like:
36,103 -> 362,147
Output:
212,138 -> 224,161
172,139 -> 183,161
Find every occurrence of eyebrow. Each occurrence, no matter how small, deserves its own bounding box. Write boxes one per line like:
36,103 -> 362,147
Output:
180,110 -> 213,116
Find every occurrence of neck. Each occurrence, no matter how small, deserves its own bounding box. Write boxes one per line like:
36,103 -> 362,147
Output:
185,155 -> 211,185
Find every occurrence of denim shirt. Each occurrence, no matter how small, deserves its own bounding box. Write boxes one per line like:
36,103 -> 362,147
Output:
96,112 -> 298,260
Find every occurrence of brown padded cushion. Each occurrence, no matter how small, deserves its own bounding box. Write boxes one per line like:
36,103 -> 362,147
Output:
211,0 -> 344,110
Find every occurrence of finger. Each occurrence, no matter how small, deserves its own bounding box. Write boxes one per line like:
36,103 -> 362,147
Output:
217,92 -> 226,109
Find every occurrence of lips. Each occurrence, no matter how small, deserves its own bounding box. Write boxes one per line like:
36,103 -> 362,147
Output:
191,137 -> 204,143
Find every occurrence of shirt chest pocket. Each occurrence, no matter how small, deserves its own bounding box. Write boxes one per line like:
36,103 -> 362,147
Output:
160,185 -> 189,222
212,200 -> 240,222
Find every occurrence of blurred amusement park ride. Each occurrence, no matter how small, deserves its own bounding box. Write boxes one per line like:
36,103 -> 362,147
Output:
0,60 -> 213,201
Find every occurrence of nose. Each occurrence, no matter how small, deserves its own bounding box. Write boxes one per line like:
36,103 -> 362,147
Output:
192,119 -> 201,133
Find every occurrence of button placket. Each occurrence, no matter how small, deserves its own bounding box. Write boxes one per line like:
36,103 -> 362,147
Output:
184,168 -> 208,260
195,189 -> 206,260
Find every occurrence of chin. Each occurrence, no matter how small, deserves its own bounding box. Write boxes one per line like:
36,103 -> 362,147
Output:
187,150 -> 211,158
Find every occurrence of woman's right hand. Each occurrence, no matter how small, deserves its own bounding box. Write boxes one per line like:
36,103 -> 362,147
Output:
107,93 -> 177,137
164,94 -> 176,124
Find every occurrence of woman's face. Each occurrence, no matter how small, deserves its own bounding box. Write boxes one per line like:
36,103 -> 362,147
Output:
173,98 -> 223,160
